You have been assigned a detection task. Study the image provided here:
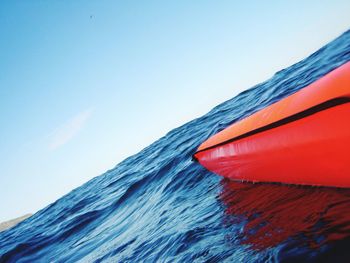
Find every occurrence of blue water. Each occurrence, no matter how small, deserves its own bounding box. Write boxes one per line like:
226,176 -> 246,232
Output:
1,30 -> 350,263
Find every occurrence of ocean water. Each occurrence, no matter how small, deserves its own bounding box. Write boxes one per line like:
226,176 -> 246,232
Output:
1,30 -> 350,263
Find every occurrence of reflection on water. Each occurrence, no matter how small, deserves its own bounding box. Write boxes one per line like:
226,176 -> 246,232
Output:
220,179 -> 350,251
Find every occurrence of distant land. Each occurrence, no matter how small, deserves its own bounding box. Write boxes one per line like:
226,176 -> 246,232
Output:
0,214 -> 32,232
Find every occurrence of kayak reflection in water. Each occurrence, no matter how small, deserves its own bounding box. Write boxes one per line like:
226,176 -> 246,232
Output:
219,179 -> 350,254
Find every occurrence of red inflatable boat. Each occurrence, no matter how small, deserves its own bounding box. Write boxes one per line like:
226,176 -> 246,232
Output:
193,62 -> 350,188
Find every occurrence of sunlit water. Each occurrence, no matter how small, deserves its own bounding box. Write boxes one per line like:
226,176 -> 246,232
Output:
1,30 -> 350,263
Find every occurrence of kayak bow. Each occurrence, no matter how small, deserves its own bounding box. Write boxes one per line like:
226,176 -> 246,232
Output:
193,62 -> 350,188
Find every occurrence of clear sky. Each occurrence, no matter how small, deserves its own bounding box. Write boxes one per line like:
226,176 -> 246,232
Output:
1,1 -> 350,221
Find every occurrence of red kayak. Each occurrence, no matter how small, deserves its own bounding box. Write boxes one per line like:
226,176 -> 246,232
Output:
193,62 -> 350,188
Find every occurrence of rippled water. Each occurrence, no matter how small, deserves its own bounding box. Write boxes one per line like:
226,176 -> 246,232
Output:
1,30 -> 350,263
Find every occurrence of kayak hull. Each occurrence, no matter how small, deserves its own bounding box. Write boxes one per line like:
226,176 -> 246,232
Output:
194,62 -> 350,188
195,103 -> 350,187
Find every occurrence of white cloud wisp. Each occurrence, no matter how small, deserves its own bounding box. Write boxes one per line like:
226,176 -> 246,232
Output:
48,108 -> 93,151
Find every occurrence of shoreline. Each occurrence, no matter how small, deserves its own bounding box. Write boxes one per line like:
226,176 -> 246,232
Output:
0,214 -> 32,233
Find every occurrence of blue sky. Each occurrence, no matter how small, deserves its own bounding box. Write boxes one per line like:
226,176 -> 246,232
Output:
1,1 -> 350,221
